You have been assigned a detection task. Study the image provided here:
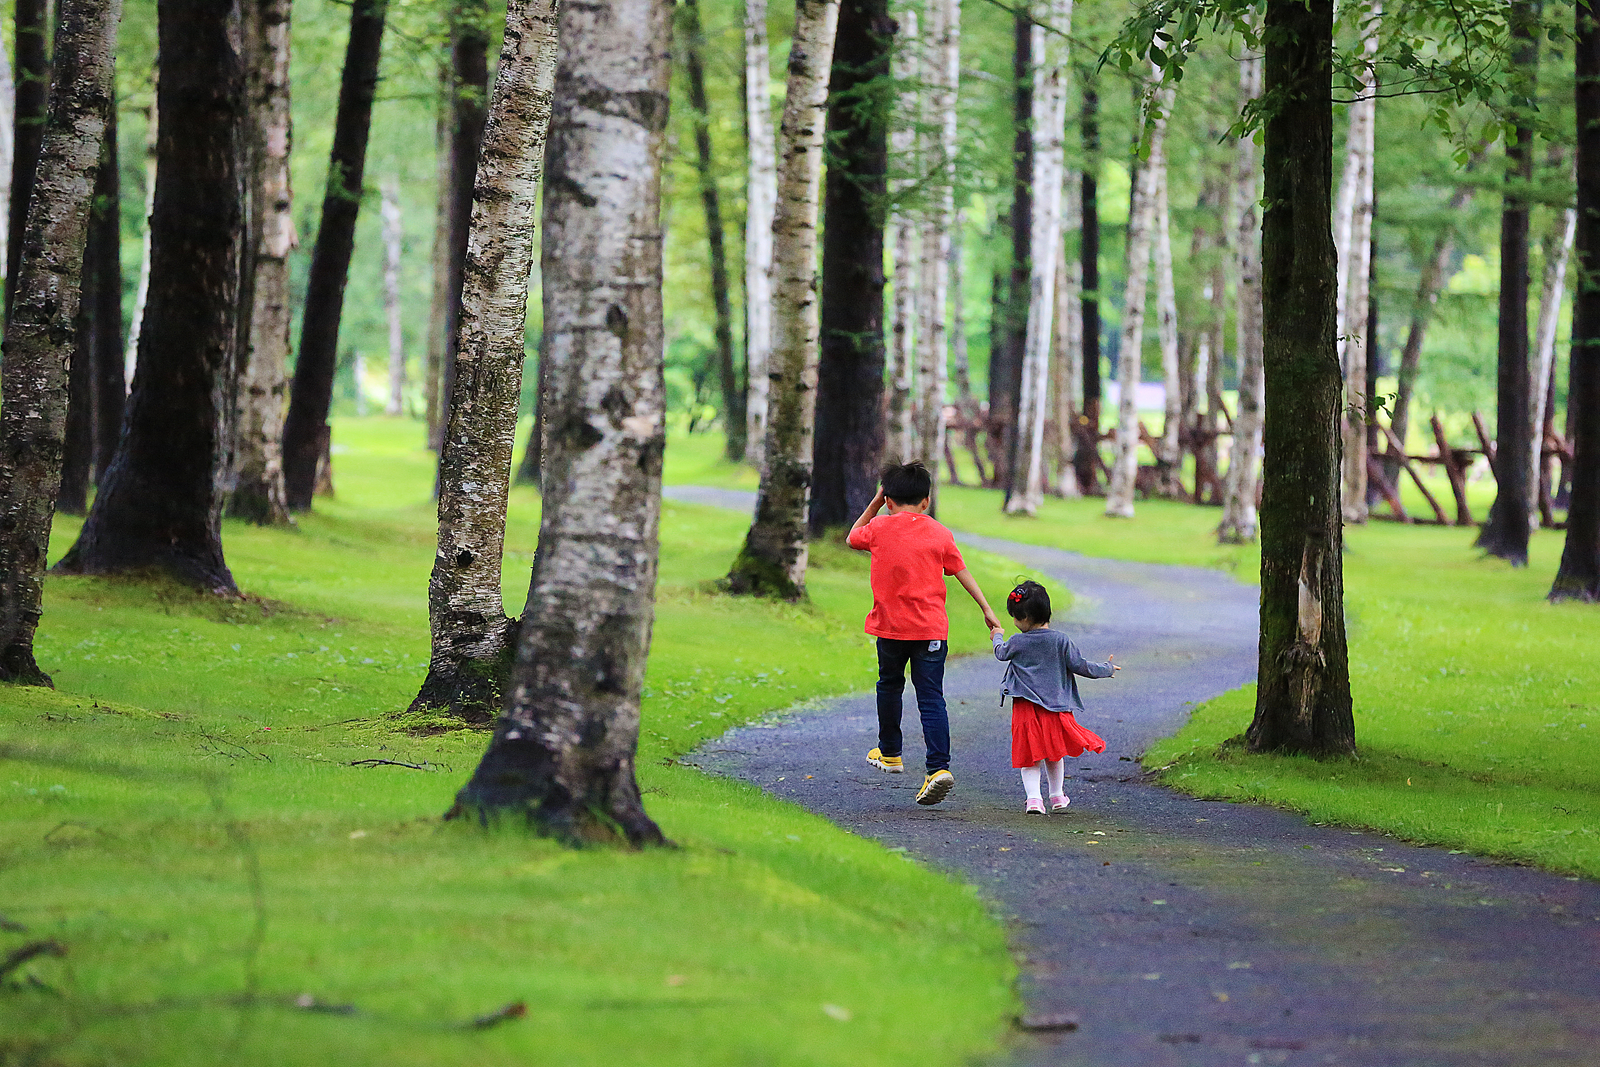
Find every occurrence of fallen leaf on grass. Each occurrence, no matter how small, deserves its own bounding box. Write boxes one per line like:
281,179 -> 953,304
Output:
471,1001 -> 527,1029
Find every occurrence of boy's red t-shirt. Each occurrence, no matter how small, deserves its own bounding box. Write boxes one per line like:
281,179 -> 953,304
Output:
845,511 -> 966,640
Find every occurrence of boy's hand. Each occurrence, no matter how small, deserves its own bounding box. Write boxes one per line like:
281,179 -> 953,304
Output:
1109,653 -> 1121,674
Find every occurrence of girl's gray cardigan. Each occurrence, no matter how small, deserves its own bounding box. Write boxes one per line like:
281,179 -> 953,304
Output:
992,628 -> 1113,712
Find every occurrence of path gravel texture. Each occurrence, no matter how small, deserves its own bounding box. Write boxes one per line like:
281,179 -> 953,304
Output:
665,486 -> 1600,1066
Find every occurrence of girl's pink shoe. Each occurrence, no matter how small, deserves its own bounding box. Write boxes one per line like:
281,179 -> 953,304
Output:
1049,795 -> 1070,812
1025,798 -> 1046,815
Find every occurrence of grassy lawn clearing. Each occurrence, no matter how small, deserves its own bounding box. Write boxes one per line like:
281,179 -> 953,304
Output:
1,418 -> 1026,1067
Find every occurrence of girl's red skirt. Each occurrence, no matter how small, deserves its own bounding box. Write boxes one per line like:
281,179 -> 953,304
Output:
1011,697 -> 1105,767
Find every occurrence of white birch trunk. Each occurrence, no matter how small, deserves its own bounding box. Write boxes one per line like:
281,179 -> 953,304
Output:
1054,176 -> 1083,497
452,0 -> 671,845
1529,205 -> 1576,522
381,178 -> 405,415
743,0 -> 776,467
913,0 -> 959,494
230,0 -> 295,526
1218,52 -> 1264,543
728,0 -> 839,598
1153,138 -> 1181,497
0,42 -> 13,275
1009,0 -> 1073,515
1105,65 -> 1170,518
125,85 -> 158,386
885,5 -> 918,466
1340,5 -> 1379,523
412,0 -> 559,719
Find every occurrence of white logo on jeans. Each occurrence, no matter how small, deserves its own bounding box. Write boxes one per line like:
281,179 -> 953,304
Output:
928,640 -> 942,652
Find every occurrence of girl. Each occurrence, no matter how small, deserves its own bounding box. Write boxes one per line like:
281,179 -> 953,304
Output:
991,580 -> 1118,814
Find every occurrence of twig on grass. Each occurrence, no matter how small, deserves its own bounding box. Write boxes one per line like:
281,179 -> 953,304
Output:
469,1001 -> 527,1029
0,939 -> 66,981
349,759 -> 438,771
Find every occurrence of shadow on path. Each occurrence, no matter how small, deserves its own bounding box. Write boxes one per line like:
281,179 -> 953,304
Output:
666,485 -> 1600,1066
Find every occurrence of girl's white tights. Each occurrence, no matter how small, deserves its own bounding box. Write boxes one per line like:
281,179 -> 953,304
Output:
1020,760 -> 1066,801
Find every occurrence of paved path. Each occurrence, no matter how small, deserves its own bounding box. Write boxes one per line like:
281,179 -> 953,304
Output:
666,486 -> 1600,1066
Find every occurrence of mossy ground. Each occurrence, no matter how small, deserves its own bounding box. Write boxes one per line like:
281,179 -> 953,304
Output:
0,418 -> 1028,1067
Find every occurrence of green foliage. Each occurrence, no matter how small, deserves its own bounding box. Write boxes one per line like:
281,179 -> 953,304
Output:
0,419 -> 1016,1065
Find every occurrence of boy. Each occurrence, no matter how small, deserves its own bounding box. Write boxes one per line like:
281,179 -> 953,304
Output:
846,462 -> 1003,805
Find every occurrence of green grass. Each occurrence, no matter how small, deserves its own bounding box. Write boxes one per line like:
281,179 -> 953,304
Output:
1,418 -> 1021,1067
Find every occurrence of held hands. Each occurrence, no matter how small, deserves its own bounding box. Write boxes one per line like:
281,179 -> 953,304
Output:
983,610 -> 1004,634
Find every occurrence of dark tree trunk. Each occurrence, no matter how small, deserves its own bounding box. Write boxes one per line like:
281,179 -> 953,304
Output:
280,0 -> 386,511
809,0 -> 887,535
0,0 -> 121,685
433,0 -> 490,476
451,0 -> 668,846
91,105 -> 125,480
680,0 -> 744,462
1477,2 -> 1537,564
5,0 -> 50,320
1245,0 -> 1355,757
54,0 -> 245,595
997,7 -> 1031,496
1076,79 -> 1101,494
1552,0 -> 1600,600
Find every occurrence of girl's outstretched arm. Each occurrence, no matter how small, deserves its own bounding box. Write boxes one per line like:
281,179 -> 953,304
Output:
1064,637 -> 1115,679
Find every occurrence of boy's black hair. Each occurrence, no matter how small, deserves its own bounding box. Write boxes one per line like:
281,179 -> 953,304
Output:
1005,579 -> 1051,624
881,461 -> 933,505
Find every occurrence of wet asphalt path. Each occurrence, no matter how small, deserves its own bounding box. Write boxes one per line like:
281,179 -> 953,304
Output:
665,486 -> 1600,1066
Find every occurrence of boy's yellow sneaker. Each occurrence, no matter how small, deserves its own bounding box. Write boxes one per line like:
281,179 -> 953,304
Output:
916,769 -> 954,805
866,748 -> 904,773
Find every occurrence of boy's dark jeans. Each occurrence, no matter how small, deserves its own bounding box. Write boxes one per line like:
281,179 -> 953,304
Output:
875,637 -> 950,774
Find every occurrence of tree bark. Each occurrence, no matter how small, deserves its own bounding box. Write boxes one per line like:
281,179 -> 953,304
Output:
1246,0 -> 1354,756
280,0 -> 386,511
229,0 -> 293,526
1105,66 -> 1170,518
1007,0 -> 1072,516
913,0 -> 958,502
451,0 -> 668,847
1152,132 -> 1181,498
426,68 -> 450,448
884,5 -> 917,468
1219,52 -> 1264,543
90,106 -> 124,482
382,178 -> 405,415
1338,7 -> 1378,524
1477,0 -> 1537,564
1552,0 -> 1600,599
744,0 -> 777,467
1530,203 -> 1576,522
412,0 -> 558,723
435,1 -> 492,464
0,0 -> 119,684
996,8 -> 1031,495
727,0 -> 839,599
1053,178 -> 1082,497
5,0 -> 50,321
808,0 -> 888,535
679,0 -> 743,461
54,0 -> 241,595
1075,80 -> 1101,494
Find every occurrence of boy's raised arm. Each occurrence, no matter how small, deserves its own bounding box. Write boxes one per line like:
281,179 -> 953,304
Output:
953,568 -> 1003,632
846,489 -> 886,548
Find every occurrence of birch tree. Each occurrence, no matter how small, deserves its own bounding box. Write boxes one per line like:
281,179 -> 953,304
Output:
0,0 -> 119,684
1008,0 -> 1072,516
382,179 -> 405,416
1105,66 -> 1171,519
885,5 -> 918,467
125,88 -> 157,384
1338,3 -> 1378,524
1152,140 -> 1181,498
1530,205 -> 1576,521
230,0 -> 294,526
0,37 -> 15,277
744,0 -> 776,467
726,0 -> 840,599
1053,180 -> 1083,497
914,0 -> 960,496
451,0 -> 669,845
1218,50 -> 1263,544
55,0 -> 245,595
410,0 -> 558,723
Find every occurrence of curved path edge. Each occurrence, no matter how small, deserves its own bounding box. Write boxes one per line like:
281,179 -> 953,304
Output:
665,485 -> 1600,1066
